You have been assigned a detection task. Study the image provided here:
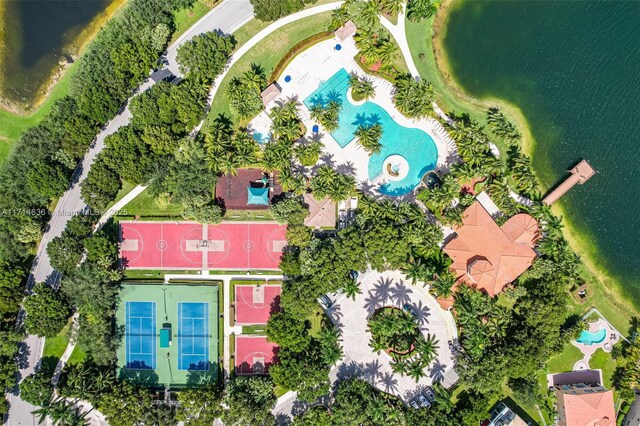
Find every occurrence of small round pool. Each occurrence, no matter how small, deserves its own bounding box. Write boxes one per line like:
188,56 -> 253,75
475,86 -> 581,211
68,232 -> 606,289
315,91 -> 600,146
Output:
284,75 -> 292,83
312,124 -> 319,133
335,44 -> 342,51
576,328 -> 607,345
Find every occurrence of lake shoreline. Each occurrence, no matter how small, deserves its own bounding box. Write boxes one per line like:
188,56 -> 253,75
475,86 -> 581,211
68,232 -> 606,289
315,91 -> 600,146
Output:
0,0 -> 127,115
429,0 -> 639,323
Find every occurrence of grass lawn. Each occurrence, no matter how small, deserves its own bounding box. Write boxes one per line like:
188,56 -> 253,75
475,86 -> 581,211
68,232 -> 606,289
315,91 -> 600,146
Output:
122,269 -> 202,280
590,348 -> 616,388
120,188 -> 184,218
225,209 -> 274,221
172,1 -> 216,43
42,323 -> 72,361
207,11 -> 335,127
67,343 -> 87,366
547,343 -> 583,374
0,63 -> 79,165
308,306 -> 324,338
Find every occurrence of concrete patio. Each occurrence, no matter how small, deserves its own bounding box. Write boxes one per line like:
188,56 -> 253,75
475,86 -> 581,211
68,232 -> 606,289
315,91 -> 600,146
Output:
323,269 -> 458,402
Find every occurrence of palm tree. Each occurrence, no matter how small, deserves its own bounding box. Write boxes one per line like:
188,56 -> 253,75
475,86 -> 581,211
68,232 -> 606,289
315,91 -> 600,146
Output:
403,257 -> 431,285
373,198 -> 399,220
482,156 -> 505,177
330,6 -> 350,30
343,278 -> 362,300
218,154 -> 238,177
407,0 -> 440,22
361,1 -> 382,30
375,40 -> 398,65
355,123 -> 383,154
407,358 -> 428,382
33,397 -> 74,425
390,358 -> 409,375
430,272 -> 456,298
414,334 -> 439,364
294,141 -> 323,167
442,207 -> 463,227
462,332 -> 490,360
242,63 -> 266,91
327,174 -> 356,202
369,398 -> 388,423
349,73 -> 375,101
278,168 -> 302,193
432,383 -> 455,413
370,337 -> 388,354
486,306 -> 510,339
381,0 -> 404,16
324,101 -> 341,132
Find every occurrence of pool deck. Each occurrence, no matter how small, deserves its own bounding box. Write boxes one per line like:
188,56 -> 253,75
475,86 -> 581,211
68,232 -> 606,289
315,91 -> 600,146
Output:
571,317 -> 620,371
247,35 -> 458,200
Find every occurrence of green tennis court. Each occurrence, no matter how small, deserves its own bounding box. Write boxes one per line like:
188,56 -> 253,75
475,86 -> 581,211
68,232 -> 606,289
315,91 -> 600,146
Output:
116,284 -> 220,387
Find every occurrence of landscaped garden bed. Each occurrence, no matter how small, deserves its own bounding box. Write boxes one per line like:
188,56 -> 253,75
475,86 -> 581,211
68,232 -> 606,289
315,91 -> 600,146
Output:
368,307 -> 439,381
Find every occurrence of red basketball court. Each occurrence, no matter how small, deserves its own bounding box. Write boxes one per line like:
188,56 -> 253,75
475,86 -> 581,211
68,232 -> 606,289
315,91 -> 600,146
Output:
235,336 -> 279,375
119,221 -> 287,270
235,285 -> 281,325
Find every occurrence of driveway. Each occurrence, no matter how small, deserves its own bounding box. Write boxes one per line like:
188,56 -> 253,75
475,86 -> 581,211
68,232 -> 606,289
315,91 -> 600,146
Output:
325,269 -> 458,402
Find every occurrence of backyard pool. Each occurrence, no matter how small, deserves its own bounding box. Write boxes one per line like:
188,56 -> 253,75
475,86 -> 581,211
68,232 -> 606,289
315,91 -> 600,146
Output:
304,68 -> 438,196
577,328 -> 607,345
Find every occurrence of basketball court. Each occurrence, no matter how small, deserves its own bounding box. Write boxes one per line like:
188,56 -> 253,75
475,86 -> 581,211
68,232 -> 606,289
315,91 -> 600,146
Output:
119,221 -> 287,270
235,336 -> 279,375
234,285 -> 281,325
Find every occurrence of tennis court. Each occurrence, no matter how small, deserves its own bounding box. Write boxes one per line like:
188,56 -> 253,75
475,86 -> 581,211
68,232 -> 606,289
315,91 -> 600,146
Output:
235,336 -> 279,375
235,285 -> 281,325
116,284 -> 219,386
125,301 -> 156,369
119,221 -> 287,270
178,302 -> 209,371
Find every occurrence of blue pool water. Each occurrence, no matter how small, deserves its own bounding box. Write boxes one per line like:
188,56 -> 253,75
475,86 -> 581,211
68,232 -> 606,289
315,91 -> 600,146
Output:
303,68 -> 438,196
576,328 -> 607,345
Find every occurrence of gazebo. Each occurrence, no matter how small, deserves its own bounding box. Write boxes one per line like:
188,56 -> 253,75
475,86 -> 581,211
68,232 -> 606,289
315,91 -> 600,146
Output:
261,83 -> 281,107
303,194 -> 336,228
247,187 -> 270,206
335,20 -> 357,41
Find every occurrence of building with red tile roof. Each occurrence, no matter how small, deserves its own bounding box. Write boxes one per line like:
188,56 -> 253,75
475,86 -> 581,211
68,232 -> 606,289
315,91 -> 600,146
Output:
441,200 -> 539,306
556,385 -> 616,426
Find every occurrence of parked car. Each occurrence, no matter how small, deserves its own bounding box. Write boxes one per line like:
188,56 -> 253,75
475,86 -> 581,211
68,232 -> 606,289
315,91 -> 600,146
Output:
403,304 -> 419,319
424,387 -> 436,402
416,394 -> 431,408
410,399 -> 420,409
318,294 -> 333,309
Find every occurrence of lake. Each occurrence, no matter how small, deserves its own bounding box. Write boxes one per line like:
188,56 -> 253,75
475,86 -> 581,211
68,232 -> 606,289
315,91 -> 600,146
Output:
441,1 -> 640,300
1,0 -> 113,106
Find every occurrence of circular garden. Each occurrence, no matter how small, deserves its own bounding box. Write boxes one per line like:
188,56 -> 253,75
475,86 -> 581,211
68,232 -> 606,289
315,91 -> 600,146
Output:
368,307 -> 439,381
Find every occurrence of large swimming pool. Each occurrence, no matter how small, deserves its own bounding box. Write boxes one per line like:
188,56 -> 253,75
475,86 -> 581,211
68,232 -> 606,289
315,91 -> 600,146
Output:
303,68 -> 438,196
576,328 -> 607,345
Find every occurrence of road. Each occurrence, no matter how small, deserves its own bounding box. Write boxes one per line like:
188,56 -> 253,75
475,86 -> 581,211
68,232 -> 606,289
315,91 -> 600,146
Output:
4,1 -> 254,424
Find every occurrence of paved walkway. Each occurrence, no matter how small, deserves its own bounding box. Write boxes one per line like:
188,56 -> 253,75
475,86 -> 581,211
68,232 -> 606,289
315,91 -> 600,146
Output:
50,313 -> 80,387
96,185 -> 147,230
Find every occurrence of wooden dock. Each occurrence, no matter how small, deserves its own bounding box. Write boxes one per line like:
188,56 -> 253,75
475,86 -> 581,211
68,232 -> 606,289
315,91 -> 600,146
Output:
543,160 -> 596,205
